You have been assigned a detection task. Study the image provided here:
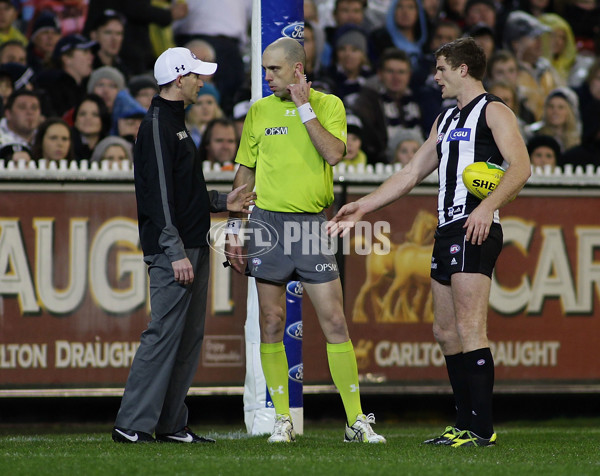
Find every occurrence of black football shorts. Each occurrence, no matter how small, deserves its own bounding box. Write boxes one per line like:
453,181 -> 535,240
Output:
430,218 -> 503,285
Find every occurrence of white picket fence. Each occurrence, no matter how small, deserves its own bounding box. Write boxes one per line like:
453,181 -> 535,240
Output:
1,159 -> 599,187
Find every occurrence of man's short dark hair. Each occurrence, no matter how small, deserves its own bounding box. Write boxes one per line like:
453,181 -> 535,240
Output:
378,48 -> 411,71
435,37 -> 487,81
5,89 -> 41,111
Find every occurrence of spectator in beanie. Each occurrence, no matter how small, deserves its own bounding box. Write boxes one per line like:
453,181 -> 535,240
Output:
390,127 -> 423,165
87,65 -> 126,114
0,142 -> 32,164
110,89 -> 146,142
527,134 -> 561,170
128,74 -> 158,110
26,10 -> 61,74
185,82 -> 223,148
324,25 -> 374,105
342,113 -> 367,166
523,87 -> 581,152
90,134 -> 132,165
0,62 -> 34,92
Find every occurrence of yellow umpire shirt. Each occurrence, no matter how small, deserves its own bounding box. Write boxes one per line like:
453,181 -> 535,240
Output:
235,88 -> 347,213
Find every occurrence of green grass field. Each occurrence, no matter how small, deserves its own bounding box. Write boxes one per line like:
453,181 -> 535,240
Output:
1,419 -> 599,476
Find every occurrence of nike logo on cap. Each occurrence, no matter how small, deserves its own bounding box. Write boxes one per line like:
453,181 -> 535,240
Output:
115,428 -> 139,442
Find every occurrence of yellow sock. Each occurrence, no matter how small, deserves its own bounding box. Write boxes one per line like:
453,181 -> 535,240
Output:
327,340 -> 363,425
260,342 -> 290,417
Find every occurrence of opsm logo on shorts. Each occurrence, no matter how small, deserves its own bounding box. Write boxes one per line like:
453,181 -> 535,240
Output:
315,263 -> 338,272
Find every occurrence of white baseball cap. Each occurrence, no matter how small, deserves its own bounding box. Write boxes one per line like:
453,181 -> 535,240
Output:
154,47 -> 217,86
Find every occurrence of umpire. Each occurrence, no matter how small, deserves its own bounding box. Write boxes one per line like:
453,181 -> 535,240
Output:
112,47 -> 254,444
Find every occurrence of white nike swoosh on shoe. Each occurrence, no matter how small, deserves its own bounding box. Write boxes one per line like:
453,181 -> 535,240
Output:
115,429 -> 139,442
167,433 -> 193,442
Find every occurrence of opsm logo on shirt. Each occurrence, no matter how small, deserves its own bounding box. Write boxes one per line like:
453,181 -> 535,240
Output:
265,127 -> 288,136
447,128 -> 471,141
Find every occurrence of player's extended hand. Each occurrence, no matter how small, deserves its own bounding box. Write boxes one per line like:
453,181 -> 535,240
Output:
326,202 -> 364,238
224,234 -> 246,274
287,69 -> 311,107
172,257 -> 194,285
227,184 -> 256,214
463,202 -> 494,245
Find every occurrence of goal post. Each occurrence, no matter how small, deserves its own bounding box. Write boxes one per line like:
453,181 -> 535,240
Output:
243,0 -> 305,436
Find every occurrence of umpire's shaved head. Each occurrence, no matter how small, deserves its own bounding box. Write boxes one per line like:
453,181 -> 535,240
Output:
264,37 -> 306,67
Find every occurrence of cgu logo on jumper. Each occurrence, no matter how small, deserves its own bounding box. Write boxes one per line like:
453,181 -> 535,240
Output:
447,128 -> 471,141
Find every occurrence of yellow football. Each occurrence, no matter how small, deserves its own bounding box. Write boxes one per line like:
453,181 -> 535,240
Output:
462,162 -> 505,200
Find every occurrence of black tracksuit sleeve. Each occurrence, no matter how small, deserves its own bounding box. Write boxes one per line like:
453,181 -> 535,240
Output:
136,110 -> 186,262
207,191 -> 228,213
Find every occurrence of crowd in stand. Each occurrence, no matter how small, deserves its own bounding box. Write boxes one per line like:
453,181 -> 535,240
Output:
0,0 -> 598,172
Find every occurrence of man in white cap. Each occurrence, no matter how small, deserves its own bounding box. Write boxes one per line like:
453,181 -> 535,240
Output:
112,47 -> 255,444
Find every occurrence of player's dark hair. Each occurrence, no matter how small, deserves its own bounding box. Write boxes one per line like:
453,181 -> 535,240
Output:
435,37 -> 487,81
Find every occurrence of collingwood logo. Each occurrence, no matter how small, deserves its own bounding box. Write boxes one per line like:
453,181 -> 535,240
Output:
176,130 -> 188,140
265,126 -> 288,136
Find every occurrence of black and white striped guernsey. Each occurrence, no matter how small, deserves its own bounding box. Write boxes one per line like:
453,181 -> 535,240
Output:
435,93 -> 504,227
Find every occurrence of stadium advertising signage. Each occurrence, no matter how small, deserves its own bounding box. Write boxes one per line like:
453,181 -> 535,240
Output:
0,184 -> 247,391
0,183 -> 599,392
320,191 -> 600,388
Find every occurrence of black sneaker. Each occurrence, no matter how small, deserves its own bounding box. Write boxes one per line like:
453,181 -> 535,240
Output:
156,426 -> 216,444
112,427 -> 155,443
423,426 -> 461,445
451,430 -> 497,447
